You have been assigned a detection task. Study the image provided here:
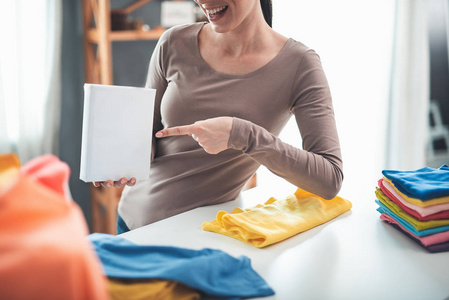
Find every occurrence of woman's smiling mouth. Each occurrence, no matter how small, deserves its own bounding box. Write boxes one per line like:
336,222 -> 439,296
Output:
205,5 -> 228,20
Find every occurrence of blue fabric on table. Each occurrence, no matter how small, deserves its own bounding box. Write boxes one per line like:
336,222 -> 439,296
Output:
116,213 -> 130,235
88,233 -> 274,299
382,165 -> 449,200
375,200 -> 449,237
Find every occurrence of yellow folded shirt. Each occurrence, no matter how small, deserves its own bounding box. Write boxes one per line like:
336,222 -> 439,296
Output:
383,177 -> 449,207
375,188 -> 449,230
202,188 -> 352,248
108,279 -> 200,300
0,153 -> 20,191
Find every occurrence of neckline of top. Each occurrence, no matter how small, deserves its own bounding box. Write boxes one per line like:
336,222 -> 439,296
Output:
191,22 -> 293,79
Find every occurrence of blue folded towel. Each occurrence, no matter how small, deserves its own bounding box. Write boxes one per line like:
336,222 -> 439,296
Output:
382,165 -> 449,200
88,233 -> 274,299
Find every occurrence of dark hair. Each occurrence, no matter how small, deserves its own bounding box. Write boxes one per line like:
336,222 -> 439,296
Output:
260,0 -> 272,27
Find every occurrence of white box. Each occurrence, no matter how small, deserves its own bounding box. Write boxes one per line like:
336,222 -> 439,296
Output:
161,1 -> 196,28
80,84 -> 155,182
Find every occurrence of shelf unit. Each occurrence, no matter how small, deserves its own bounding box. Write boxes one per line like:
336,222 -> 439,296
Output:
82,0 -> 165,85
81,0 -> 166,234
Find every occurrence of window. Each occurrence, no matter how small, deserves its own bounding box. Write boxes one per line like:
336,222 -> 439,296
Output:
256,1 -> 395,201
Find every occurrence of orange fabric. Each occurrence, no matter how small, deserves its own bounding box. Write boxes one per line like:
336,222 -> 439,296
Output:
20,154 -> 70,197
0,154 -> 109,300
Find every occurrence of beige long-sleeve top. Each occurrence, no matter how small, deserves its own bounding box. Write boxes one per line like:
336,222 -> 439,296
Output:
118,23 -> 343,230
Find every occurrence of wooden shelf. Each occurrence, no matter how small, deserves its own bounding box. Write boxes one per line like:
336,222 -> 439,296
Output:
82,0 -> 166,85
87,26 -> 166,43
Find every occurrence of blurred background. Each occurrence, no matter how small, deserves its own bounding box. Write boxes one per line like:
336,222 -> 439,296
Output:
0,0 -> 448,232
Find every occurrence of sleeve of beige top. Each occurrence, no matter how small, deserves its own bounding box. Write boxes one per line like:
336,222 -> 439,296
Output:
228,51 -> 343,200
145,29 -> 170,161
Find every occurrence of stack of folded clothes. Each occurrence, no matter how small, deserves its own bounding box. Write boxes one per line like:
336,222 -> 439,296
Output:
375,165 -> 449,253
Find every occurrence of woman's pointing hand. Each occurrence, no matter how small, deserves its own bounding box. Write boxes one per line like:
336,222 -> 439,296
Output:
156,117 -> 233,154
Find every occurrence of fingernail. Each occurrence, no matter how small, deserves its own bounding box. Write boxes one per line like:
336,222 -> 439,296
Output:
105,182 -> 112,187
156,132 -> 163,138
120,178 -> 126,184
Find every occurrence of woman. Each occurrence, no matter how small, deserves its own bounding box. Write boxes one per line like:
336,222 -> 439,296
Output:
95,0 -> 343,233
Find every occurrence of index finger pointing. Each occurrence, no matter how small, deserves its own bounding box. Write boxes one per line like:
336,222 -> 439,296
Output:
156,124 -> 195,138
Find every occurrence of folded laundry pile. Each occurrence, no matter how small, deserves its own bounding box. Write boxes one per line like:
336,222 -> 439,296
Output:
89,233 -> 275,299
1,153 -> 274,300
375,165 -> 449,253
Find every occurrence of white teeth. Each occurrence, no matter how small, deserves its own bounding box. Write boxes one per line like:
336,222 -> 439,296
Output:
205,5 -> 227,16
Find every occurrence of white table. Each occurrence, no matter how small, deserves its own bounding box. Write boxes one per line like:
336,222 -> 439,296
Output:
121,186 -> 449,300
